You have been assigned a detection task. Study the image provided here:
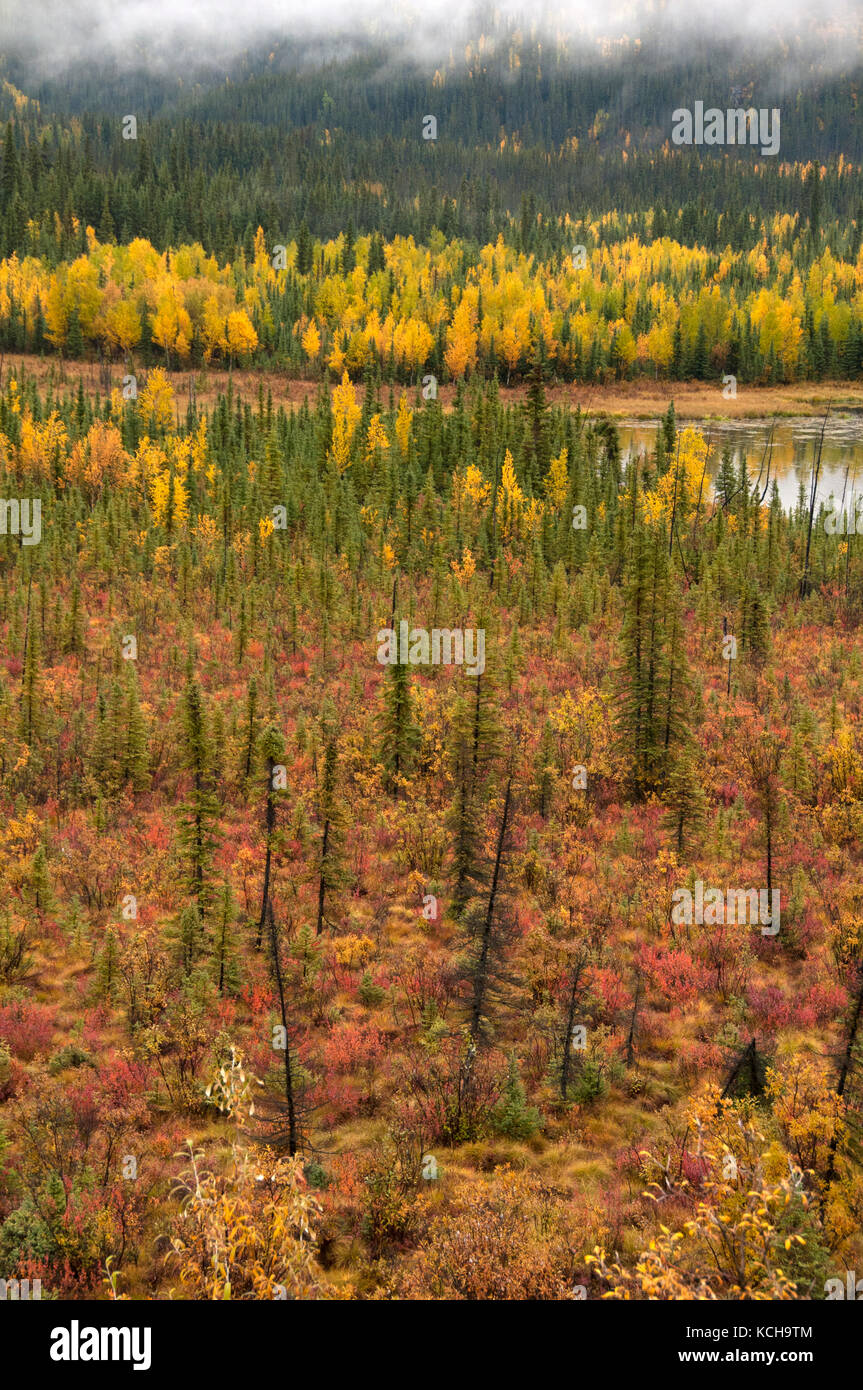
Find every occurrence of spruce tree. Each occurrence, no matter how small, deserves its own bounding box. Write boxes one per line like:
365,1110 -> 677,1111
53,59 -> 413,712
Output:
211,883 -> 241,995
449,699 -> 485,917
261,901 -> 301,1156
464,772 -> 514,1044
448,672 -> 501,914
379,650 -> 418,797
122,669 -> 150,790
533,719 -> 557,818
28,844 -> 54,917
315,727 -> 345,936
63,582 -> 86,656
492,1053 -> 541,1139
241,676 -> 260,788
170,903 -> 206,978
256,724 -> 285,949
94,927 -> 120,1004
20,601 -> 42,747
664,743 -> 708,855
178,672 -> 220,916
615,524 -> 669,798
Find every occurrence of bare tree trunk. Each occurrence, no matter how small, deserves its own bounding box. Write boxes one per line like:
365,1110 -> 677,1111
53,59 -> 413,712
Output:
470,775 -> 512,1040
826,968 -> 863,1182
316,819 -> 329,936
267,901 -> 298,1156
560,955 -> 586,1101
800,410 -> 829,598
256,755 -> 276,949
624,972 -> 642,1067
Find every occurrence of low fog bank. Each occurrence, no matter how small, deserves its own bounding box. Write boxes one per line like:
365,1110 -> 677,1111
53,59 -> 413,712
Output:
0,0 -> 861,79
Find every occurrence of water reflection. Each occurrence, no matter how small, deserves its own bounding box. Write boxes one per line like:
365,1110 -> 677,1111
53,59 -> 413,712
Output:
618,417 -> 863,513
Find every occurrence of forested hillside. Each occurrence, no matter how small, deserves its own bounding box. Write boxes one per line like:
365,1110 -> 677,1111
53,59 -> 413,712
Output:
0,37 -> 862,383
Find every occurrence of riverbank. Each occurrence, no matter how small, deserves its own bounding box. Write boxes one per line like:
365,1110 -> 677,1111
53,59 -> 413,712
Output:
2,354 -> 863,419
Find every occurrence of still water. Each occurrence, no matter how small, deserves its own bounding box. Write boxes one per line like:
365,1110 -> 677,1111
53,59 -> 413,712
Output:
618,417 -> 863,513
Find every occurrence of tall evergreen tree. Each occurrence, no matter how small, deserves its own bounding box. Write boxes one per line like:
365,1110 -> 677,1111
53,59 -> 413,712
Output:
178,671 -> 220,915
378,645 -> 419,797
315,726 -> 345,936
615,523 -> 689,798
256,724 -> 286,949
212,882 -> 241,996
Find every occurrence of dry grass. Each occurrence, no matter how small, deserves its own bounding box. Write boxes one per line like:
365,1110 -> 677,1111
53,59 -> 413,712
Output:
3,352 -> 863,419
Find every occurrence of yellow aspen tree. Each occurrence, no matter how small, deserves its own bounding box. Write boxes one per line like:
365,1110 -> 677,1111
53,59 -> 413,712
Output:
104,299 -> 142,357
444,294 -> 478,378
138,368 -> 175,429
226,308 -> 259,363
365,413 -> 389,460
301,318 -> 322,361
394,394 -> 413,457
543,447 -> 569,509
328,371 -> 361,474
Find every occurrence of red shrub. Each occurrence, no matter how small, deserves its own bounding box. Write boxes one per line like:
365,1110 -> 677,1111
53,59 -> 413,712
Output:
322,1025 -> 386,1075
681,1151 -> 710,1187
0,1000 -> 55,1060
637,945 -> 711,1005
805,980 -> 848,1022
0,1053 -> 27,1101
746,985 -> 792,1032
589,966 -> 629,1020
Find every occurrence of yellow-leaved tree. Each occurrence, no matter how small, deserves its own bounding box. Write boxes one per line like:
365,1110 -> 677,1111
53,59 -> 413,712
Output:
328,371 -> 361,474
394,393 -> 413,458
138,368 -> 175,430
226,308 -> 259,364
444,293 -> 478,379
301,317 -> 322,362
169,1048 -> 339,1300
543,446 -> 569,509
642,426 -> 709,530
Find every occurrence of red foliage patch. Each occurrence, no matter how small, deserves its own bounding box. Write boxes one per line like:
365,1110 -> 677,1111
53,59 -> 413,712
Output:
0,1000 -> 55,1060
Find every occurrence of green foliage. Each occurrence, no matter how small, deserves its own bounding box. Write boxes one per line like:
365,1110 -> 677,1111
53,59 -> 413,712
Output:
492,1055 -> 542,1140
378,654 -> 419,796
571,1057 -> 610,1105
48,1043 -> 96,1074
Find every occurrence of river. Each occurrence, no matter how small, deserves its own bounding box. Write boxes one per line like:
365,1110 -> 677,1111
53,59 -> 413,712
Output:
617,416 -> 863,514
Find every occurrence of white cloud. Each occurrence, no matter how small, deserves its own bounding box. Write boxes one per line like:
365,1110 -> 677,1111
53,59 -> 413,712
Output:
2,0 -> 860,71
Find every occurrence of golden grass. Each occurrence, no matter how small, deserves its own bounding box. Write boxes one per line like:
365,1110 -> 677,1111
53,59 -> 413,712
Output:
3,352 -> 863,419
